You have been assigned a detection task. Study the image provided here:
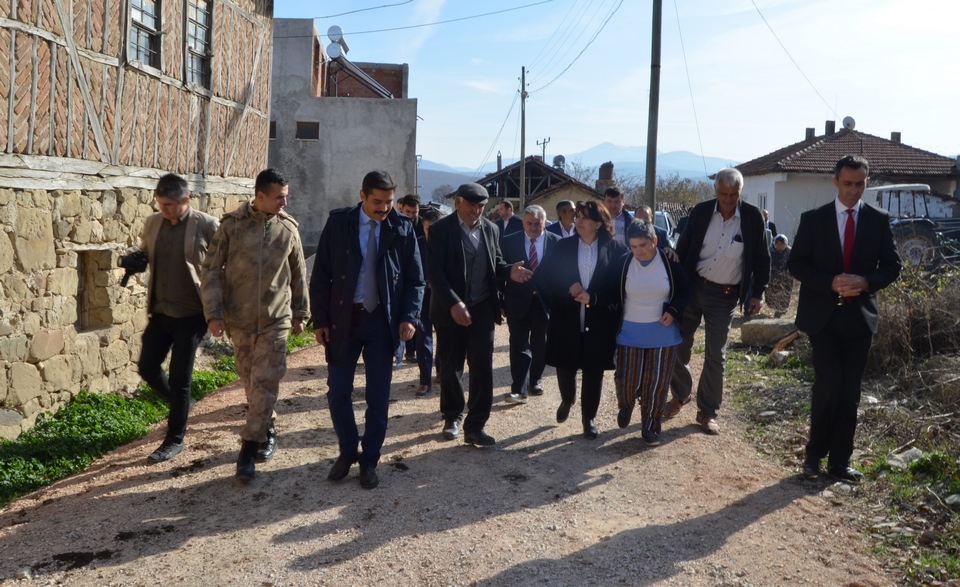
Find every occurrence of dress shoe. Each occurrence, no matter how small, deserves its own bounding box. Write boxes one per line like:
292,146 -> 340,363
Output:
582,419 -> 599,439
464,429 -> 496,447
256,425 -> 277,462
327,454 -> 357,481
404,353 -> 417,364
662,397 -> 690,420
556,401 -> 572,424
617,404 -> 634,428
359,463 -> 379,489
504,393 -> 528,405
696,414 -> 720,435
442,418 -> 461,440
828,466 -> 863,484
642,431 -> 661,446
528,380 -> 545,396
415,384 -> 431,397
148,441 -> 184,462
235,440 -> 259,483
801,460 -> 821,479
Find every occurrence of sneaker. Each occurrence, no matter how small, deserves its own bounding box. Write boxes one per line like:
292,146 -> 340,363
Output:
148,442 -> 184,462
662,397 -> 690,420
642,431 -> 661,446
696,414 -> 720,435
504,393 -> 528,405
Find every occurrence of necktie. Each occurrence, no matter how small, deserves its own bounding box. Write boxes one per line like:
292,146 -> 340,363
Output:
364,219 -> 378,312
528,238 -> 538,271
843,209 -> 855,303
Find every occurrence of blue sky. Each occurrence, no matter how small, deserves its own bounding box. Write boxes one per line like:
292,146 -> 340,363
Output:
275,0 -> 960,171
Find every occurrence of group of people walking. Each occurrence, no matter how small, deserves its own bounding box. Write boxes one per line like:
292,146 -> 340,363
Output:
136,153 -> 901,492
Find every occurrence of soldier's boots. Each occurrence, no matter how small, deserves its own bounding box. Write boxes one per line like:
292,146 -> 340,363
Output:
236,440 -> 259,482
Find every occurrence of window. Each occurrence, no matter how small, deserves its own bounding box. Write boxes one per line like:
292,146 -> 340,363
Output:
269,121 -> 276,140
130,0 -> 161,68
758,192 -> 768,210
296,122 -> 320,140
186,0 -> 212,87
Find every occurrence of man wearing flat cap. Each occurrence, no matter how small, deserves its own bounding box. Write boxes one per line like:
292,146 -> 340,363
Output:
428,183 -> 533,446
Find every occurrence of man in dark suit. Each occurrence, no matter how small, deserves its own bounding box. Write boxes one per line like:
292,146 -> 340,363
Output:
397,193 -> 423,363
495,200 -> 523,237
428,183 -> 532,446
763,209 -> 777,237
311,170 -> 425,489
501,205 -> 561,404
665,168 -> 771,435
788,155 -> 901,483
604,187 -> 634,244
546,200 -> 576,238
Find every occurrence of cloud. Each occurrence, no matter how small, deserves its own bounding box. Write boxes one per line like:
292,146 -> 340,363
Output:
461,79 -> 507,94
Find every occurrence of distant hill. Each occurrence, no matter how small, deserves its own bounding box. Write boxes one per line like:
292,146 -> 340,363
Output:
417,168 -> 474,202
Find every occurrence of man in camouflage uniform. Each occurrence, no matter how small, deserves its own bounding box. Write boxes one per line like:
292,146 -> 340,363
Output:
201,168 -> 310,482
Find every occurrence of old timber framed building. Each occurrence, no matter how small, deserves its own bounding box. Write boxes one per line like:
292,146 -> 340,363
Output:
0,0 -> 273,438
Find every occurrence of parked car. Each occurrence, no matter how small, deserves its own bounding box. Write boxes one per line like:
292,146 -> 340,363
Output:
655,210 -> 679,248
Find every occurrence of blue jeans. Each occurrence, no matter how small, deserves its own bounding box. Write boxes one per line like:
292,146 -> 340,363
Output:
416,289 -> 434,386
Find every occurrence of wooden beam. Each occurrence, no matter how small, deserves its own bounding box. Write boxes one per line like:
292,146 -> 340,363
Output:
6,29 -> 14,153
27,35 -> 37,154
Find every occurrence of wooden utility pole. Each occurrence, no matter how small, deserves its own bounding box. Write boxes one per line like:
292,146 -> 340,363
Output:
644,0 -> 663,210
537,137 -> 550,160
519,66 -> 527,211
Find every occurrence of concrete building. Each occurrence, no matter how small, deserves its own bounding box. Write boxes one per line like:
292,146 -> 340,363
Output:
0,0 -> 273,438
736,121 -> 960,240
268,19 -> 418,254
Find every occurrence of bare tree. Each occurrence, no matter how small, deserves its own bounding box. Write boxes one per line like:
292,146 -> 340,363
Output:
626,172 -> 713,208
564,157 -> 599,184
431,184 -> 454,201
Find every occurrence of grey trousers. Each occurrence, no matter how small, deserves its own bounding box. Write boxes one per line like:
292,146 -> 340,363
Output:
670,280 -> 738,418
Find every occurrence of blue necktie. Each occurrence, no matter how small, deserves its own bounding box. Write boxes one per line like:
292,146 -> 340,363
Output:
364,219 -> 378,312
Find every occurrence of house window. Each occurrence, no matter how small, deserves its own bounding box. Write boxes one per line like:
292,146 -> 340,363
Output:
296,122 -> 320,140
269,121 -> 276,140
186,0 -> 212,87
758,192 -> 768,210
130,0 -> 161,68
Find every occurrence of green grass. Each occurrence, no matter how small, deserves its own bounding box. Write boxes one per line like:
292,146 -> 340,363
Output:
286,324 -> 315,353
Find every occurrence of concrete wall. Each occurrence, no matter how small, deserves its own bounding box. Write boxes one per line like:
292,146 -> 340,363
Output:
269,19 -> 418,254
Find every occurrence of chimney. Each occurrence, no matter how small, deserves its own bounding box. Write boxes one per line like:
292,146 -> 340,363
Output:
497,151 -> 502,171
805,127 -> 815,140
891,132 -> 901,144
825,120 -> 836,135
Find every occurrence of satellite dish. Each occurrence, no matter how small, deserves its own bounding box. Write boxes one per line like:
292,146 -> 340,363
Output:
327,26 -> 343,43
553,154 -> 566,168
842,116 -> 856,130
326,42 -> 342,59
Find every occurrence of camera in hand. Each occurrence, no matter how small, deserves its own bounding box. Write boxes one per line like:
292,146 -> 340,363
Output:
118,250 -> 148,286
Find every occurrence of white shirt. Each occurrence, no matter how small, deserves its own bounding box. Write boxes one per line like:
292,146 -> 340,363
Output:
624,255 -> 671,323
834,197 -> 861,253
558,222 -> 576,238
696,203 -> 743,285
611,211 -> 629,243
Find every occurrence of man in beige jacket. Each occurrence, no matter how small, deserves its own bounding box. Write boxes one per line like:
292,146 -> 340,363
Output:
201,168 -> 310,482
138,174 -> 219,463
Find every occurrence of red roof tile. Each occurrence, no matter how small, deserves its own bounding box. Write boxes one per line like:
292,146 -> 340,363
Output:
737,129 -> 959,177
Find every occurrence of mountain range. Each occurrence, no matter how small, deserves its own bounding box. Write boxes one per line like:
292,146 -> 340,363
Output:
417,142 -> 740,201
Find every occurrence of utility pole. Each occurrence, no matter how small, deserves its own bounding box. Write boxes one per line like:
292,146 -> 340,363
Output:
537,137 -> 550,161
519,66 -> 527,211
643,0 -> 662,211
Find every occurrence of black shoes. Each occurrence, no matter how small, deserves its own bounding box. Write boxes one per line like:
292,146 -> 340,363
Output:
556,402 -> 572,424
236,440 -> 258,483
828,466 -> 863,484
359,464 -> 379,489
582,419 -> 599,440
256,425 -> 277,462
504,393 -> 528,405
464,429 -> 496,447
801,460 -> 820,479
442,418 -> 462,440
529,380 -> 545,396
328,455 -> 358,481
642,431 -> 661,446
617,405 -> 634,429
148,441 -> 183,462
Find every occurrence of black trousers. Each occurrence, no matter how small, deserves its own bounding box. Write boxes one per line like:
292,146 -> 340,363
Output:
556,366 -> 605,423
138,313 -> 209,445
507,298 -> 549,395
806,303 -> 873,469
436,297 -> 496,434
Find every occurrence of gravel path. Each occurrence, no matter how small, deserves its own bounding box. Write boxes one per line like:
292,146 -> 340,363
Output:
0,324 -> 891,586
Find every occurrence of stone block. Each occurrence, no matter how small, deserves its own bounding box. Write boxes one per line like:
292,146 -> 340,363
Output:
101,191 -> 117,217
41,355 -> 73,391
31,190 -> 51,208
0,336 -> 28,362
0,410 -> 22,440
0,232 -> 13,274
0,321 -> 12,336
89,220 -> 105,243
102,218 -> 121,241
14,208 -> 56,271
22,312 -> 41,336
112,302 -> 134,324
138,204 -> 154,219
85,376 -> 110,394
20,400 -> 42,427
29,329 -> 65,361
740,319 -> 798,346
9,362 -> 42,405
56,191 -> 82,217
119,198 -> 139,223
0,202 -> 17,227
71,218 -> 92,243
2,275 -> 28,302
0,188 -> 13,206
102,340 -> 129,371
74,333 -> 101,376
53,220 -> 71,239
56,250 -> 78,269
96,325 -> 122,346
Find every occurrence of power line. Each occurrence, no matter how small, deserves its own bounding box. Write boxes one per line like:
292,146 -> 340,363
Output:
529,0 -> 623,94
532,0 -> 609,84
673,0 -> 709,179
750,0 -> 836,117
527,0 -> 587,72
474,84 -> 522,179
309,1 -> 414,19
319,1 -> 555,35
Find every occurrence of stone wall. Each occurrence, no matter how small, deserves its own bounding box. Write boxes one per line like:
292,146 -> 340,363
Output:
0,185 -> 238,440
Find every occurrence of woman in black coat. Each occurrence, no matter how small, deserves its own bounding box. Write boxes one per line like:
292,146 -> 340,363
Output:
541,200 -> 628,439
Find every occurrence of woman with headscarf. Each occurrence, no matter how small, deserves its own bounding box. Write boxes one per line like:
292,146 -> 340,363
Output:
541,200 -> 628,439
768,234 -> 793,318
